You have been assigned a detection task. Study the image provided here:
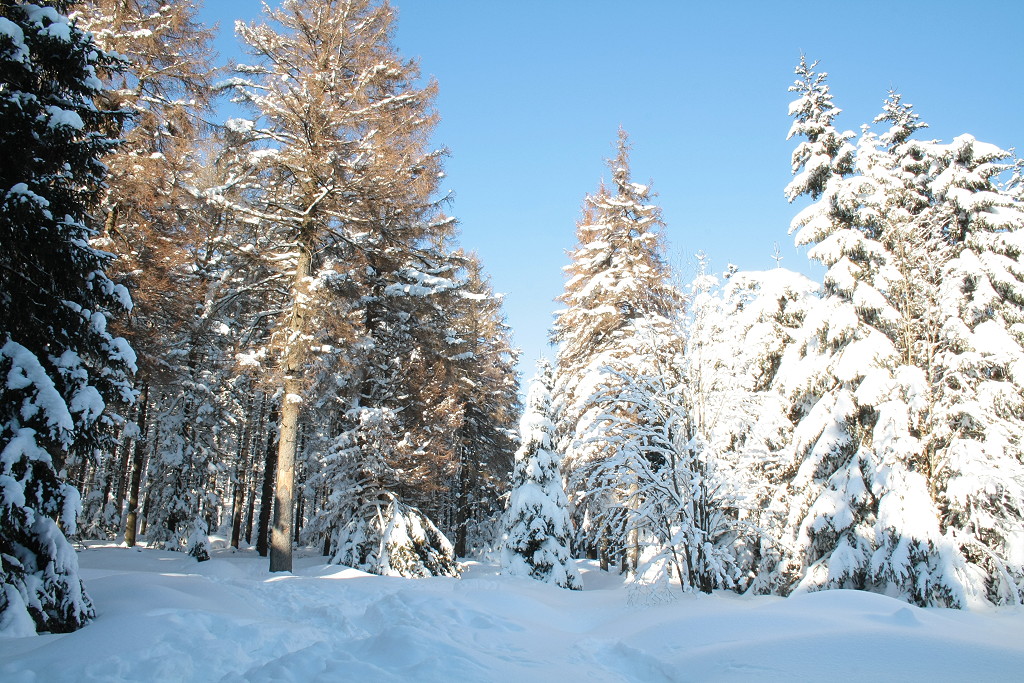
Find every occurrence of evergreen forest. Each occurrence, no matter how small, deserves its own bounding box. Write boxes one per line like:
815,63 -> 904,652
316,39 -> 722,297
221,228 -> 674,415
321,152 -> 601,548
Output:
2,0 -> 1023,637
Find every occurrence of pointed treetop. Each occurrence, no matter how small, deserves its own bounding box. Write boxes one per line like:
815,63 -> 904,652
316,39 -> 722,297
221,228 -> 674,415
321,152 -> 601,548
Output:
875,90 -> 928,150
534,356 -> 554,384
785,55 -> 855,202
787,54 -> 843,140
612,126 -> 632,190
607,127 -> 652,201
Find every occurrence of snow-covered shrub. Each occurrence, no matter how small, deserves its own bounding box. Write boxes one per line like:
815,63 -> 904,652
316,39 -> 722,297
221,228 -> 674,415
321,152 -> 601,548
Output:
331,496 -> 460,578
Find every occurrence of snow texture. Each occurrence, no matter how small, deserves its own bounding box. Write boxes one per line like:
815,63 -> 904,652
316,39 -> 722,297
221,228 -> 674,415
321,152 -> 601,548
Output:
2,542 -> 1023,681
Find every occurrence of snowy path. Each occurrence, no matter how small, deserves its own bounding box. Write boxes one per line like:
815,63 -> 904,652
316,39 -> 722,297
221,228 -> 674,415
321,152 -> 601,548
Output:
2,544 -> 1023,681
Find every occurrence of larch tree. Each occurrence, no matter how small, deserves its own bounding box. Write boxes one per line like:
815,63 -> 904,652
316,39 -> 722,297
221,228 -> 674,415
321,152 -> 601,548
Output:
69,0 -> 219,548
228,0 -> 450,572
0,0 -> 134,634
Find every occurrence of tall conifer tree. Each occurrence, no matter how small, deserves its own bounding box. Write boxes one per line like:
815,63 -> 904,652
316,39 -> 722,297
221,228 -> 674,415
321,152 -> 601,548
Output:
229,0 -> 451,572
0,0 -> 133,633
777,59 -> 1024,607
551,130 -> 683,569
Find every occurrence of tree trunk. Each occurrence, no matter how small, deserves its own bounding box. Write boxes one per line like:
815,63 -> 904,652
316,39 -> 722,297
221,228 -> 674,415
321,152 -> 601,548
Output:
94,449 -> 116,528
453,445 -> 470,558
113,420 -> 134,522
124,382 -> 149,547
245,478 -> 257,544
229,476 -> 246,549
256,404 -> 279,557
244,395 -> 267,545
270,384 -> 299,571
270,385 -> 299,573
626,483 -> 639,574
270,241 -> 312,573
230,394 -> 255,548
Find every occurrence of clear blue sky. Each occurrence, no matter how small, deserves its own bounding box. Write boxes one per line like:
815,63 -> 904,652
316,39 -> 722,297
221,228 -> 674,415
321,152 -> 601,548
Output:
198,1 -> 1024,383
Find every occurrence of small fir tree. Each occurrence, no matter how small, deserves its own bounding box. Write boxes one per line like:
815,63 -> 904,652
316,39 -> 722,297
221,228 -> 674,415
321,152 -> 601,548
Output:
501,360 -> 581,590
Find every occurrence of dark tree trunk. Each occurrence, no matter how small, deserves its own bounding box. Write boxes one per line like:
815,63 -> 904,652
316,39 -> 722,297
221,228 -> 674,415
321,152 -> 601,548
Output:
113,420 -> 134,521
244,395 -> 267,545
244,480 -> 257,545
124,383 -> 149,547
229,476 -> 246,548
256,405 -> 279,557
95,449 -> 117,527
454,447 -> 471,558
230,394 -> 256,548
293,490 -> 304,544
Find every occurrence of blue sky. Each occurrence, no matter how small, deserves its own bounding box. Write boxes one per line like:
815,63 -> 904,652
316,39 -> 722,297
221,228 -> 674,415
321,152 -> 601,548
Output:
198,1 -> 1024,382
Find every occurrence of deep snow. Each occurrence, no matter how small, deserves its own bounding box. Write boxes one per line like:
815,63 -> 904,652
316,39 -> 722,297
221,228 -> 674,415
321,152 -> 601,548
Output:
2,541 -> 1023,682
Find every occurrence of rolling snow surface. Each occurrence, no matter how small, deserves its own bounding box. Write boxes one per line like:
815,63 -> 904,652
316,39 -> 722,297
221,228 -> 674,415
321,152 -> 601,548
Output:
2,542 -> 1022,681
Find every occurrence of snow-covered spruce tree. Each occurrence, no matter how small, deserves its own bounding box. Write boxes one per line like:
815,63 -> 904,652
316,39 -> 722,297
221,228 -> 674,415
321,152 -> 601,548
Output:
0,1 -> 134,634
772,57 -> 876,598
310,405 -> 460,579
853,99 -> 1024,606
845,93 -> 975,605
551,130 -> 683,571
307,391 -> 460,578
771,59 -> 969,606
919,133 -> 1024,605
332,496 -> 459,578
501,359 -> 580,589
774,62 -> 1024,607
783,55 -> 855,204
229,0 -> 458,572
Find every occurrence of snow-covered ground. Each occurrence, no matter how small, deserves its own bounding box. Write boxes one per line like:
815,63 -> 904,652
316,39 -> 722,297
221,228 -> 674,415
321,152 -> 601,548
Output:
2,542 -> 1023,682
